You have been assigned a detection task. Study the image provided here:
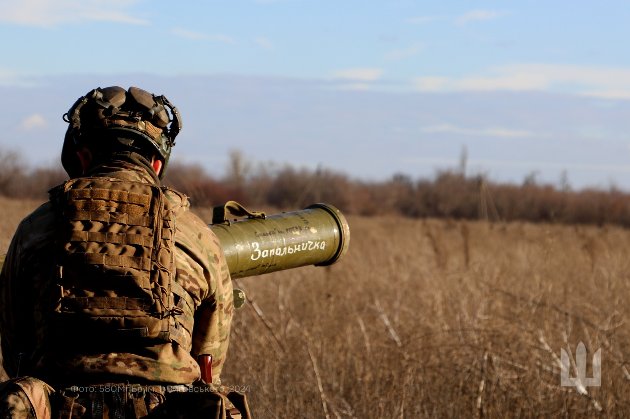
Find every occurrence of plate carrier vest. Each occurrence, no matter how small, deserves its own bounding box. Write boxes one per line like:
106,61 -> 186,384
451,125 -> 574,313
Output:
49,177 -> 194,349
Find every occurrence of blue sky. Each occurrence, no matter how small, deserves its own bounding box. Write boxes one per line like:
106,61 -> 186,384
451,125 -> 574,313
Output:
1,0 -> 630,190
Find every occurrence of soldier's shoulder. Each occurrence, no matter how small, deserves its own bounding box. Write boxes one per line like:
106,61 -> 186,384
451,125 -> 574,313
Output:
163,187 -> 189,206
20,201 -> 56,228
13,201 -> 58,249
176,209 -> 217,239
175,207 -> 222,253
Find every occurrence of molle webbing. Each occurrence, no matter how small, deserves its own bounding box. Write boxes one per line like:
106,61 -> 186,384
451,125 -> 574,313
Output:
52,178 -> 192,349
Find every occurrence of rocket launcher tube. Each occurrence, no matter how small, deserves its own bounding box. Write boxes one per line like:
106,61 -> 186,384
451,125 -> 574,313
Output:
209,203 -> 350,279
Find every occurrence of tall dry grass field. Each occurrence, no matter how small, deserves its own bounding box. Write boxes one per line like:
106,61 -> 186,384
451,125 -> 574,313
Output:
1,197 -> 630,417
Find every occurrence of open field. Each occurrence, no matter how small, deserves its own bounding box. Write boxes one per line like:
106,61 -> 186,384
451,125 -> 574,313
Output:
1,196 -> 630,417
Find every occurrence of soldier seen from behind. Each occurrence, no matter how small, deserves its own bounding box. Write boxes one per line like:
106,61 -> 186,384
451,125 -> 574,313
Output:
0,86 -> 250,418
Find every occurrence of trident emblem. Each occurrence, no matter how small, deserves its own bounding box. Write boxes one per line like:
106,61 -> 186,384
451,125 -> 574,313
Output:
561,342 -> 601,389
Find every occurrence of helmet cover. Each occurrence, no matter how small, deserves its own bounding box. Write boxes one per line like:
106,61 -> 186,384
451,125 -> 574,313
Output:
61,86 -> 182,178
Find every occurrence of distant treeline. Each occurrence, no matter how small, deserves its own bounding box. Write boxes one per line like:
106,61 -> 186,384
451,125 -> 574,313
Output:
2,148 -> 630,227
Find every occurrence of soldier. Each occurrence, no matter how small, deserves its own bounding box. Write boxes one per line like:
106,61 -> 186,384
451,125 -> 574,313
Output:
0,86 -> 249,418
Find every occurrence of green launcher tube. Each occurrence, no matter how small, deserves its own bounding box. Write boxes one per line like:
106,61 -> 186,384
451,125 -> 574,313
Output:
209,203 -> 350,279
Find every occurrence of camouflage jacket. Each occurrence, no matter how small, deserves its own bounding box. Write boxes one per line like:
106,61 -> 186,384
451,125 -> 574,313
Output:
0,160 -> 233,385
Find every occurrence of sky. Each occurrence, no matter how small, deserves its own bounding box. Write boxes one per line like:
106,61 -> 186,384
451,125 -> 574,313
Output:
1,0 -> 630,190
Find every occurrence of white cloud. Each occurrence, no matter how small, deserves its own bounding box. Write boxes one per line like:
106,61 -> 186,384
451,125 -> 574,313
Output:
406,15 -> 442,25
408,11 -> 505,26
455,10 -> 506,25
455,72 -> 549,91
171,28 -> 207,41
385,43 -> 424,61
19,114 -> 47,131
413,64 -> 630,98
421,124 -> 535,139
334,83 -> 375,92
332,68 -> 383,82
254,37 -> 274,50
208,35 -> 236,44
581,90 -> 630,100
0,68 -> 37,87
170,28 -> 235,44
0,0 -> 148,27
413,77 -> 450,92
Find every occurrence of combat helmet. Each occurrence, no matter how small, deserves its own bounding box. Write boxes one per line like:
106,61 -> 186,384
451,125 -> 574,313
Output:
62,86 -> 182,178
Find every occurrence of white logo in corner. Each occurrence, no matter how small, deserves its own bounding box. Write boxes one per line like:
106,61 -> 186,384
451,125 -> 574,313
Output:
561,342 -> 601,389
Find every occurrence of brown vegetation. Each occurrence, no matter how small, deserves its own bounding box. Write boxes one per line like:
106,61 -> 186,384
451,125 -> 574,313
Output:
1,197 -> 628,417
0,149 -> 66,199
2,148 -> 630,227
225,216 -> 630,417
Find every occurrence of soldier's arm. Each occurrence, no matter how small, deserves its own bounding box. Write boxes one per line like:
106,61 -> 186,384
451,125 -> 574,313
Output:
0,228 -> 24,378
176,211 -> 234,384
192,242 -> 233,384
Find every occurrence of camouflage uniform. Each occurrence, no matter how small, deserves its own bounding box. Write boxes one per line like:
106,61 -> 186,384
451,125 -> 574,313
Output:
0,160 -> 233,387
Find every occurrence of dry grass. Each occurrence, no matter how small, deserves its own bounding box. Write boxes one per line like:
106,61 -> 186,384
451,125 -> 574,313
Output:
225,217 -> 630,418
1,198 -> 630,417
